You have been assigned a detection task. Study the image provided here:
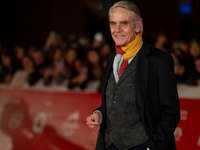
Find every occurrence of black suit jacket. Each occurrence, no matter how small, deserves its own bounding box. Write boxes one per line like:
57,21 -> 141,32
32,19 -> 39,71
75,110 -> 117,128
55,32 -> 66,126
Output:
95,41 -> 180,150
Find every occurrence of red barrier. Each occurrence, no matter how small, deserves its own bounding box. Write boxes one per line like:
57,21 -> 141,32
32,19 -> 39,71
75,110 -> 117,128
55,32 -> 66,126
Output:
0,88 -> 101,150
0,87 -> 200,150
175,98 -> 200,149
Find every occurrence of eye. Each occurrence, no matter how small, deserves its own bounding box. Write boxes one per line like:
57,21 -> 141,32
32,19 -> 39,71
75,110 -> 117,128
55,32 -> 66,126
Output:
122,21 -> 128,26
109,21 -> 116,26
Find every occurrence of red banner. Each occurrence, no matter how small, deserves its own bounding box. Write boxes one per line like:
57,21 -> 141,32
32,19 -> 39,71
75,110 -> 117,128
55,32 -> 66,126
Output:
175,98 -> 200,149
0,87 -> 200,150
0,88 -> 101,150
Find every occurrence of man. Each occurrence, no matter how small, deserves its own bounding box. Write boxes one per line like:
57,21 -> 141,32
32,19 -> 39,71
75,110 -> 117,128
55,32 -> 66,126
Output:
86,1 -> 180,150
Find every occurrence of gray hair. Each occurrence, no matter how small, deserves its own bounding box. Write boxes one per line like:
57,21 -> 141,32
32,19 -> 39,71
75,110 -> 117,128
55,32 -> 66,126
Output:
108,1 -> 143,36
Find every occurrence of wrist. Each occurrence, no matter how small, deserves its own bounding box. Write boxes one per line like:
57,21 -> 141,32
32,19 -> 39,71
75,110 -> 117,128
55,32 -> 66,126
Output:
93,110 -> 103,119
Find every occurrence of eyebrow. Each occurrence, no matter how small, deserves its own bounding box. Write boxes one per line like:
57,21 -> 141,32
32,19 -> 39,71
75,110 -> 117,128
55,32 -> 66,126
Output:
120,21 -> 128,23
109,20 -> 129,23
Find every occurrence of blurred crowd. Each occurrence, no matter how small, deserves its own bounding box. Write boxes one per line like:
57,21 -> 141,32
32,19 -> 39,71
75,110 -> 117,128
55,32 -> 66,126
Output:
0,31 -> 111,92
155,32 -> 200,86
0,31 -> 200,93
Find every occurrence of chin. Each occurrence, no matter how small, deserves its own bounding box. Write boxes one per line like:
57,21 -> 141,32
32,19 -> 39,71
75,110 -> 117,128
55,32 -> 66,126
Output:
114,39 -> 128,47
115,42 -> 126,47
114,40 -> 124,46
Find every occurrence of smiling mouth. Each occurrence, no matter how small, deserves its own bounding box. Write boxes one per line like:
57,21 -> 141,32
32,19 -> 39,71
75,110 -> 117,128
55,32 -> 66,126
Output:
115,35 -> 125,38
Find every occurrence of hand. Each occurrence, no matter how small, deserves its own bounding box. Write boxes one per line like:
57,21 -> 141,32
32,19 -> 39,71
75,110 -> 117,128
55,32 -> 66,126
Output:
86,112 -> 102,132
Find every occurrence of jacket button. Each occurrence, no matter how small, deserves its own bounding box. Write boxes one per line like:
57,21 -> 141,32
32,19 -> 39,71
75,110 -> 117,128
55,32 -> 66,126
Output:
99,141 -> 104,145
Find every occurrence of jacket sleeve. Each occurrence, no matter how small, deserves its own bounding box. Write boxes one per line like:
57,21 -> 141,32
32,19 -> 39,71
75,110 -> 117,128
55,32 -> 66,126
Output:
93,106 -> 103,114
148,54 -> 180,149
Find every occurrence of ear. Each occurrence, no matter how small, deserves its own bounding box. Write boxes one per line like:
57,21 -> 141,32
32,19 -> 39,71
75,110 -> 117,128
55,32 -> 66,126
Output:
135,19 -> 142,33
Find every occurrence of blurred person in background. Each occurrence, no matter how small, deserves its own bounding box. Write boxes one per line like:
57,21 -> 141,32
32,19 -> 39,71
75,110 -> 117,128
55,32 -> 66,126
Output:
13,45 -> 25,72
0,52 -> 13,84
185,56 -> 200,86
68,33 -> 78,43
63,48 -> 78,79
10,56 -> 34,87
42,65 -> 54,86
170,51 -> 190,83
187,38 -> 200,73
69,41 -> 81,50
188,39 -> 200,60
21,56 -> 34,72
92,32 -> 104,48
27,46 -> 36,57
68,41 -> 85,61
28,49 -> 46,86
65,34 -> 85,61
169,52 -> 179,75
78,35 -> 91,51
44,31 -> 67,51
48,46 -> 65,85
176,59 -> 190,83
86,1 -> 180,150
154,32 -> 168,52
170,40 -> 191,83
99,43 -> 112,60
171,39 -> 188,62
87,49 -> 103,81
68,58 -> 88,90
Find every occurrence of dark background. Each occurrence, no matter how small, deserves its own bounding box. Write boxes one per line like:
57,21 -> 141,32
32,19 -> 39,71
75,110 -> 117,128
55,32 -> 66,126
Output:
0,0 -> 199,50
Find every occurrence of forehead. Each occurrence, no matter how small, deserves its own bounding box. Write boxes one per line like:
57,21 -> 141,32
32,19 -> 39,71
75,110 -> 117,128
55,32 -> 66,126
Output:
109,7 -> 132,21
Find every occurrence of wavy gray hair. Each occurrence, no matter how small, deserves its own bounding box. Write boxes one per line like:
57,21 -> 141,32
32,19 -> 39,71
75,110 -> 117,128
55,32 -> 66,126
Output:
108,1 -> 143,36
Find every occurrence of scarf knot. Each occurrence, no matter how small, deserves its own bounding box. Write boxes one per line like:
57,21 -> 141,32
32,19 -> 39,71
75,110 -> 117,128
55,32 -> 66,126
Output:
116,45 -> 125,55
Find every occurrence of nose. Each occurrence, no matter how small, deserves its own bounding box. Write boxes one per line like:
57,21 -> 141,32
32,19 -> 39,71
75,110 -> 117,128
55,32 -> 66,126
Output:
115,24 -> 122,32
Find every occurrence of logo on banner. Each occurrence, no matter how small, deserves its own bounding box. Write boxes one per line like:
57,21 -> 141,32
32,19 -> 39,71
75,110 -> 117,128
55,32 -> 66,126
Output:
174,127 -> 182,141
32,112 -> 47,133
9,111 -> 24,130
62,111 -> 80,137
174,110 -> 188,142
180,110 -> 188,120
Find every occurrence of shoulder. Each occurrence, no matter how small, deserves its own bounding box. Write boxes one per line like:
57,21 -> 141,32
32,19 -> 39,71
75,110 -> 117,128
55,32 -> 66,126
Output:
109,51 -> 116,59
139,41 -> 173,62
148,46 -> 173,63
106,51 -> 116,63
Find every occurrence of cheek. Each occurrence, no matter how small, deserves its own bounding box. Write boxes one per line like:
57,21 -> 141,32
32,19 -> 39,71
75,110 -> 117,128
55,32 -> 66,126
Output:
128,28 -> 137,39
124,27 -> 132,35
110,28 -> 115,35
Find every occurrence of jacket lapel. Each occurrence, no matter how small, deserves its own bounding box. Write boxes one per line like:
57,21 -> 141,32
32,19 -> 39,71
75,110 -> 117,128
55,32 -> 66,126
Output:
117,54 -> 138,85
135,41 -> 150,108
